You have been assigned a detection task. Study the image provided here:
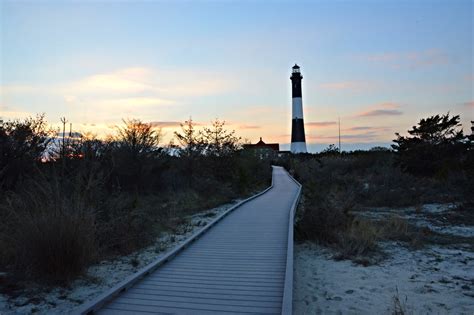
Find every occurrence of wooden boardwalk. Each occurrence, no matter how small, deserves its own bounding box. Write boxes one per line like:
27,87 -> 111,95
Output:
78,166 -> 301,315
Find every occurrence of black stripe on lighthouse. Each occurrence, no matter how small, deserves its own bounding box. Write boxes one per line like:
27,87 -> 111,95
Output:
292,80 -> 302,97
291,118 -> 306,142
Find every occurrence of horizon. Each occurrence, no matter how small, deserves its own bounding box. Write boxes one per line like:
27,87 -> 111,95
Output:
1,0 -> 472,152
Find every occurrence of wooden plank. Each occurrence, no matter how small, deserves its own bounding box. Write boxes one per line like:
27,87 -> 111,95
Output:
116,293 -> 281,308
127,288 -> 282,302
75,166 -> 301,315
134,281 -> 284,293
103,300 -> 281,314
132,285 -> 283,298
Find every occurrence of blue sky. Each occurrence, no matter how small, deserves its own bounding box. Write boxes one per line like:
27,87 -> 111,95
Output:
1,0 -> 472,151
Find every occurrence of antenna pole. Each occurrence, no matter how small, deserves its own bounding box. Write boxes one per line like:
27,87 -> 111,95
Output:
60,117 -> 67,159
338,117 -> 341,153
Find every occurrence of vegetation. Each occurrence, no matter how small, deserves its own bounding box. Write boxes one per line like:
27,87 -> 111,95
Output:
392,113 -> 467,178
0,116 -> 271,284
0,111 -> 471,281
281,113 -> 473,263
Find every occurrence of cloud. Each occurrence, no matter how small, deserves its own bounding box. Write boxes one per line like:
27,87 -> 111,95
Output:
0,104 -> 36,120
345,126 -> 374,131
238,124 -> 261,130
357,102 -> 403,117
359,109 -> 402,117
463,101 -> 474,108
1,84 -> 43,95
149,121 -> 182,128
64,66 -> 234,98
318,81 -> 374,92
343,126 -> 394,134
306,121 -> 337,127
363,49 -> 450,69
366,53 -> 399,63
76,72 -> 153,93
94,97 -> 175,108
307,131 -> 380,143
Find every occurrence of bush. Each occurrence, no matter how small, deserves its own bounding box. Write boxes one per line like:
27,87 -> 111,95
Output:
0,179 -> 96,284
0,115 -> 51,190
336,219 -> 379,259
287,148 -> 463,262
96,194 -> 159,255
0,116 -> 273,285
296,187 -> 353,244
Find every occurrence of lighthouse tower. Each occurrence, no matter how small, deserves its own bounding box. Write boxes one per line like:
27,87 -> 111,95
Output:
290,64 -> 307,153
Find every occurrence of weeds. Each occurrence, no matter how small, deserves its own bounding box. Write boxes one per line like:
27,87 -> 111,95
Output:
0,117 -> 272,286
0,178 -> 96,284
392,287 -> 410,315
336,219 -> 379,260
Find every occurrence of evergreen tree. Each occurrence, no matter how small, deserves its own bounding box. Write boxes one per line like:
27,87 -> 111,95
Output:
392,113 -> 466,177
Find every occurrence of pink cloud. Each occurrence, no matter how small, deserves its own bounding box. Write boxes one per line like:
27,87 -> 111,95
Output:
238,124 -> 261,130
149,121 -> 181,128
464,101 -> 474,108
345,126 -> 374,131
306,121 -> 337,127
307,132 -> 380,143
318,81 -> 375,92
357,102 -> 403,117
363,49 -> 450,69
358,109 -> 402,117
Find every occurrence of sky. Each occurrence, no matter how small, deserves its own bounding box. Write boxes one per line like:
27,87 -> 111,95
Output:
1,0 -> 472,152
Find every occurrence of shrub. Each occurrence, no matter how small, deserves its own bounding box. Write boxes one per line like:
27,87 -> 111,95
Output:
296,188 -> 353,244
0,114 -> 51,190
96,194 -> 158,255
336,219 -> 379,259
0,115 -> 273,286
0,179 -> 96,284
378,216 -> 410,241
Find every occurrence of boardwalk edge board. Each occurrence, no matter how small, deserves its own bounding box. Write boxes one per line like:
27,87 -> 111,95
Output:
74,176 -> 275,315
281,169 -> 302,315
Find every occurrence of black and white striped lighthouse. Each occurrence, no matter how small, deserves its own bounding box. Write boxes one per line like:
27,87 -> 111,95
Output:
290,64 -> 307,153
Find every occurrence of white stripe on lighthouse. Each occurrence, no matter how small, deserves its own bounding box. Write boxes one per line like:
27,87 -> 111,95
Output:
291,142 -> 307,153
292,97 -> 303,119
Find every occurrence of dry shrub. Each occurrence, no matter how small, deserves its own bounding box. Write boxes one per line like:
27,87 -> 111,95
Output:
0,180 -> 96,284
97,195 -> 158,255
392,287 -> 410,315
296,187 -> 354,244
379,215 -> 410,241
334,219 -> 379,264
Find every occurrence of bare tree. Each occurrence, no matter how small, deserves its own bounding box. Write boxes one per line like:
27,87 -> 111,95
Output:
201,119 -> 241,157
174,118 -> 205,158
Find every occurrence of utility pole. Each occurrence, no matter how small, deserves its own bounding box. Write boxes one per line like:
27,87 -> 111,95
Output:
338,117 -> 341,153
60,117 -> 67,159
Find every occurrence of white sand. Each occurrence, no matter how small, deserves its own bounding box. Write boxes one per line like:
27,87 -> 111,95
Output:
294,242 -> 474,314
294,204 -> 474,315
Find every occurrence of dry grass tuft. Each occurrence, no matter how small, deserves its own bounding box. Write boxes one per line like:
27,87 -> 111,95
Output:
379,215 -> 410,241
392,287 -> 410,315
0,180 -> 96,284
336,219 -> 379,260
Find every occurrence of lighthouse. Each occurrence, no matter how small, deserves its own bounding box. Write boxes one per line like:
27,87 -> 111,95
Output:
290,64 -> 307,153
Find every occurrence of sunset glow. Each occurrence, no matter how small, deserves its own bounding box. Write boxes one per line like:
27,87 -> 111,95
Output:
1,1 -> 472,152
